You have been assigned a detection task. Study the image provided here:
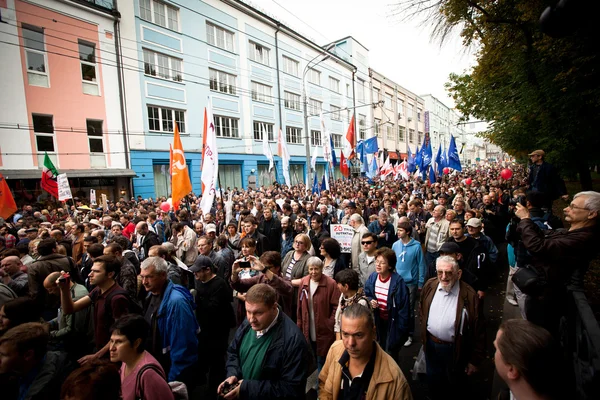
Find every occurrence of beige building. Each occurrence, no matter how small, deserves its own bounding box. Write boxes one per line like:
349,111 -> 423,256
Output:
369,69 -> 425,163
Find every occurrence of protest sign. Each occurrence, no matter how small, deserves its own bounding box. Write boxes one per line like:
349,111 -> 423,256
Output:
330,224 -> 354,253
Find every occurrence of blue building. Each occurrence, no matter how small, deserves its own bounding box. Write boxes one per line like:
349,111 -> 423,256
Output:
120,0 -> 358,198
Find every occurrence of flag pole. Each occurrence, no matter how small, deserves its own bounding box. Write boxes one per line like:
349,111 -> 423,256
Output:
217,170 -> 224,208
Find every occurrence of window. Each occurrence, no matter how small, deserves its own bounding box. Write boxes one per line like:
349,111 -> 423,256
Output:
373,88 -> 380,102
282,56 -> 299,76
143,49 -> 182,82
153,164 -> 172,198
418,131 -> 424,143
398,126 -> 405,142
209,69 -> 236,95
330,105 -> 342,121
22,24 -> 48,87
147,106 -> 185,133
329,77 -> 340,93
308,99 -> 322,116
409,128 -> 415,143
78,41 -> 98,95
139,0 -> 179,31
397,99 -> 404,116
284,91 -> 301,111
33,114 -> 55,165
346,83 -> 350,97
407,103 -> 414,119
251,81 -> 272,103
249,41 -> 270,66
206,22 -> 234,52
311,130 -> 321,146
286,126 -> 302,144
357,79 -> 365,102
358,114 -> 366,140
307,68 -> 320,85
87,120 -> 105,168
385,93 -> 393,110
253,121 -> 274,141
417,109 -> 422,121
258,164 -> 276,188
374,118 -> 381,135
214,115 -> 239,138
386,125 -> 394,141
289,164 -> 304,186
218,165 -> 242,190
332,133 -> 342,148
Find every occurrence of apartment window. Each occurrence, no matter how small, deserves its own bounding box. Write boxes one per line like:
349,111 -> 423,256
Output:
284,91 -> 301,111
397,99 -> 404,116
282,56 -> 299,76
417,109 -> 422,121
386,125 -> 394,141
373,88 -> 380,102
385,93 -> 393,110
374,118 -> 381,135
33,114 -> 55,165
398,126 -> 405,142
78,41 -> 99,95
409,128 -> 415,143
329,77 -> 340,93
249,41 -> 270,66
139,0 -> 179,31
310,130 -> 321,146
407,103 -> 414,119
143,49 -> 182,82
307,68 -> 320,85
87,119 -> 105,168
219,165 -> 243,189
209,69 -> 236,95
330,105 -> 342,121
357,79 -> 365,102
346,83 -> 350,97
286,126 -> 302,144
251,81 -> 272,103
214,115 -> 239,138
332,134 -> 342,148
22,24 -> 48,87
253,121 -> 274,141
147,105 -> 185,133
418,131 -> 424,143
358,114 -> 366,140
206,22 -> 234,52
308,99 -> 322,116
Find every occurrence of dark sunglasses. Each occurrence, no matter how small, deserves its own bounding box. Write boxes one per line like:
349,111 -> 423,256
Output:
361,241 -> 375,245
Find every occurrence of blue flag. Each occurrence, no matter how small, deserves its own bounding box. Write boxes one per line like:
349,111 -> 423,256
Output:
312,172 -> 320,194
420,132 -> 433,169
448,135 -> 462,171
363,136 -> 379,153
367,155 -> 378,179
429,164 -> 436,185
330,135 -> 337,168
320,175 -> 327,192
407,145 -> 416,173
415,145 -> 422,170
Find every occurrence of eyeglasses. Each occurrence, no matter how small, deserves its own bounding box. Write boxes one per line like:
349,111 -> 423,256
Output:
567,203 -> 588,211
375,261 -> 388,266
436,270 -> 455,277
361,241 -> 375,245
294,240 -> 305,245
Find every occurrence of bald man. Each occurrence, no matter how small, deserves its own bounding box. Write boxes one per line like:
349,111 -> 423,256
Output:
133,221 -> 161,261
0,256 -> 28,297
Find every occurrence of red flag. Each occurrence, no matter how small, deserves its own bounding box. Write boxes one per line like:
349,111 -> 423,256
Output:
340,152 -> 349,178
0,173 -> 17,220
345,115 -> 356,159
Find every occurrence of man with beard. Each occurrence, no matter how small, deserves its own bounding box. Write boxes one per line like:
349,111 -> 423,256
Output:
280,216 -> 294,258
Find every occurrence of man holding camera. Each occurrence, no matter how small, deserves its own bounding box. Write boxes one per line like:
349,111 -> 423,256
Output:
514,191 -> 599,337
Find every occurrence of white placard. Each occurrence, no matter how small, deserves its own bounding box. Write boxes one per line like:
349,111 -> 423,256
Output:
330,224 -> 354,254
57,174 -> 73,201
101,194 -> 108,211
90,189 -> 96,205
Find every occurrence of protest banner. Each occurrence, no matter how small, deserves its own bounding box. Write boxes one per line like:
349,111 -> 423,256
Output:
330,224 -> 354,253
57,174 -> 72,201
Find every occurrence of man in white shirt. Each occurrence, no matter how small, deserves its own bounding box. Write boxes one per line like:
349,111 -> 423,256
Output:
419,256 -> 485,399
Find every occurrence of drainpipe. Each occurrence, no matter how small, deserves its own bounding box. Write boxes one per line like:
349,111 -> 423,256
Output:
274,24 -> 283,182
112,0 -> 132,196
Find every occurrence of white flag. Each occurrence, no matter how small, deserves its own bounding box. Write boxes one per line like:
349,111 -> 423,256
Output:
200,98 -> 219,217
277,128 -> 291,187
262,124 -> 274,172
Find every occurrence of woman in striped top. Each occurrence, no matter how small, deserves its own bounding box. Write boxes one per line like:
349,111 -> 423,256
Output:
364,247 -> 410,362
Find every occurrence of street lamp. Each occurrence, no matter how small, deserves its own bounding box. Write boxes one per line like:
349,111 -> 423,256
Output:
303,44 -> 335,188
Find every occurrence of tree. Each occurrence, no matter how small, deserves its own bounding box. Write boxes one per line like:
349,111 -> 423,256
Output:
394,0 -> 600,189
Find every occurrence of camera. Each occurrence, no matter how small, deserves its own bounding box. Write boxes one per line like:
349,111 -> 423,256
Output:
509,196 -> 527,207
221,381 -> 240,396
238,260 -> 251,269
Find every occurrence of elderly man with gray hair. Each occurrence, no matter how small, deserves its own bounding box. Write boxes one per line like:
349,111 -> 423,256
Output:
349,213 -> 369,269
140,256 -> 199,390
367,210 -> 396,248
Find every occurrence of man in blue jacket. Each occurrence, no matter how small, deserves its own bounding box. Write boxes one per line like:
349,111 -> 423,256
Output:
367,210 -> 396,249
140,256 -> 199,390
391,221 -> 426,347
219,283 -> 309,400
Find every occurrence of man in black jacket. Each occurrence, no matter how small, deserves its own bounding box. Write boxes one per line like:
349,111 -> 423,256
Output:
134,221 -> 161,262
259,207 -> 282,253
527,149 -> 568,209
243,216 -> 269,257
219,284 -> 309,400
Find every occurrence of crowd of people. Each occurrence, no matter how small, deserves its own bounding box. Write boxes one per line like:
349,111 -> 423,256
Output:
0,150 -> 598,400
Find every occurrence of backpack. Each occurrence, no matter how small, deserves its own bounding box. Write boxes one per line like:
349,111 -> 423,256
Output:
135,364 -> 188,400
152,220 -> 166,243
103,287 -> 143,325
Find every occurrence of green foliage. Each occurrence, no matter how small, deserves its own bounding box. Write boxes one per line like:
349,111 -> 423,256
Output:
411,0 -> 600,185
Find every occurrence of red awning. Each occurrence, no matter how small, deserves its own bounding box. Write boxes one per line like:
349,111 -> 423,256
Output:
388,151 -> 398,160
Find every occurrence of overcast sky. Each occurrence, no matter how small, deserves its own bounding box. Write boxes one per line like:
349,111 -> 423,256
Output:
245,0 -> 476,108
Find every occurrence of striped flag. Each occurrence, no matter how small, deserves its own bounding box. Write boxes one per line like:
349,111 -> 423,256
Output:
41,152 -> 59,198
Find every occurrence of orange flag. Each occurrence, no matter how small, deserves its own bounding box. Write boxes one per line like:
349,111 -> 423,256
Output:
0,173 -> 17,220
170,123 -> 192,211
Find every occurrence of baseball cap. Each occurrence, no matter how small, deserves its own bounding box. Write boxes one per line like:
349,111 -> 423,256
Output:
190,255 -> 214,273
466,218 -> 482,228
439,242 -> 461,254
528,150 -> 545,157
205,224 -> 217,233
